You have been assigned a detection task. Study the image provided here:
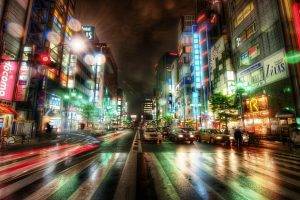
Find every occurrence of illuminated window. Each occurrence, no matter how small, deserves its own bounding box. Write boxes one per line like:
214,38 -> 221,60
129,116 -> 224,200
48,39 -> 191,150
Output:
226,71 -> 235,81
234,2 -> 254,28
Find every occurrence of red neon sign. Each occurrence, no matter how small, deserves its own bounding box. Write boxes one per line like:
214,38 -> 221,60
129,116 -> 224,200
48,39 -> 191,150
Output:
292,3 -> 300,49
0,61 -> 18,101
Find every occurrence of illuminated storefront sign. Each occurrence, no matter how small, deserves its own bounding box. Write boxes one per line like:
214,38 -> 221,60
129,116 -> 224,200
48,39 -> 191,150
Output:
244,96 -> 268,113
0,61 -> 18,101
15,62 -> 30,101
48,95 -> 61,110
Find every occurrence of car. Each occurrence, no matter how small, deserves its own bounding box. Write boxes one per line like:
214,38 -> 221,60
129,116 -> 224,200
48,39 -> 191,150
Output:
143,127 -> 162,143
161,126 -> 171,138
229,131 -> 250,145
198,129 -> 230,145
169,128 -> 195,144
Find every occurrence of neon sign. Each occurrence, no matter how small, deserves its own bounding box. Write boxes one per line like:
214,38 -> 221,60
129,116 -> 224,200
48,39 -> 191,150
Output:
0,61 -> 18,101
293,3 -> 300,49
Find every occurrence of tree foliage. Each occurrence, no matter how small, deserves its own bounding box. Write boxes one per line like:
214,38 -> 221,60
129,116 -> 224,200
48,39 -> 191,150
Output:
209,93 -> 238,130
81,103 -> 99,124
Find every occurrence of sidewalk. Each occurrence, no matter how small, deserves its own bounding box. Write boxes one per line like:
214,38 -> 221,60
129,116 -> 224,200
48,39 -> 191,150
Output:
257,140 -> 300,154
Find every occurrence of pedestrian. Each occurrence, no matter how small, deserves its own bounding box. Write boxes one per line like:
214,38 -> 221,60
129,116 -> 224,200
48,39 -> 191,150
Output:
45,122 -> 52,135
234,128 -> 243,148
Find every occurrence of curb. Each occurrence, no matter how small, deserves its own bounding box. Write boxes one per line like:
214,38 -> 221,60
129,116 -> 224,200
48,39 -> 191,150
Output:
113,131 -> 139,200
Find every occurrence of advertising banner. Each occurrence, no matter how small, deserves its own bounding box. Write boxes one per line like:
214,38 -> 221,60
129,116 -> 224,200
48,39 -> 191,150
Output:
0,61 -> 18,101
15,62 -> 31,101
263,49 -> 288,85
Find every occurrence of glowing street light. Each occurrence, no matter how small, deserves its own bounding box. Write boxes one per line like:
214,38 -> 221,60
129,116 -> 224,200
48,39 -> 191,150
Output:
95,53 -> 106,65
69,36 -> 86,53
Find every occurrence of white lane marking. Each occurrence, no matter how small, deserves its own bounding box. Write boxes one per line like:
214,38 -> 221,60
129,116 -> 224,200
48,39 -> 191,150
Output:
69,153 -> 120,200
145,153 -> 180,200
24,154 -> 98,200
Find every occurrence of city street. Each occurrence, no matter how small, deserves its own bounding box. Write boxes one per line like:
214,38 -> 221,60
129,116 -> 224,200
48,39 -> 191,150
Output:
0,130 -> 135,200
142,140 -> 300,200
1,0 -> 300,200
1,130 -> 300,200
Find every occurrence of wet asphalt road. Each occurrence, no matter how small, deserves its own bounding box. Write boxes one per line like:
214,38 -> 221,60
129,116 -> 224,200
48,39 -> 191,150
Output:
142,140 -> 300,200
0,130 -> 135,200
1,130 -> 300,200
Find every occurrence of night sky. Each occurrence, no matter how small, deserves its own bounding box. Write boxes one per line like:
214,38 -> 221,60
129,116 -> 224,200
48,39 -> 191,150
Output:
76,0 -> 195,113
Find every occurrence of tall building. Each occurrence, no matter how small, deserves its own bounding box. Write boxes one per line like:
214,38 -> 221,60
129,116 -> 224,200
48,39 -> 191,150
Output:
227,0 -> 295,134
0,0 -> 33,135
155,52 -> 177,119
177,15 -> 195,123
0,0 -> 100,134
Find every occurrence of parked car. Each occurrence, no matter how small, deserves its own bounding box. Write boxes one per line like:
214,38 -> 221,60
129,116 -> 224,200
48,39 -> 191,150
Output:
143,127 -> 162,143
198,129 -> 230,145
161,126 -> 171,138
169,128 -> 195,144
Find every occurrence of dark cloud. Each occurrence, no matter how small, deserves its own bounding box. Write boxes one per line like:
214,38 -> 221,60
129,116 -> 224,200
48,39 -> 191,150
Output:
76,0 -> 195,113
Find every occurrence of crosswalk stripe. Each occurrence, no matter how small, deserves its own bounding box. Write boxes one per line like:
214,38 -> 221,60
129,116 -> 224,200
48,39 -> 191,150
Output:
155,153 -> 208,200
24,154 -> 98,200
162,153 -> 260,200
68,153 -> 119,200
202,153 -> 300,199
0,145 -> 81,172
0,152 -> 94,200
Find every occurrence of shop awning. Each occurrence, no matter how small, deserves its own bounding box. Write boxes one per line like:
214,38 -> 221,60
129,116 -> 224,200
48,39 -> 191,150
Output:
0,105 -> 18,115
275,109 -> 295,118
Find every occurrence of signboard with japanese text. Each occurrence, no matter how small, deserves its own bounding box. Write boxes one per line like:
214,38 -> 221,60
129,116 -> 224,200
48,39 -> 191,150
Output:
15,62 -> 31,101
0,61 -> 18,101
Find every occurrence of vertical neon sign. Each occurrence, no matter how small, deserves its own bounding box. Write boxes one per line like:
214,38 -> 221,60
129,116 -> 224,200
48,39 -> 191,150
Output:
293,3 -> 300,49
192,25 -> 202,117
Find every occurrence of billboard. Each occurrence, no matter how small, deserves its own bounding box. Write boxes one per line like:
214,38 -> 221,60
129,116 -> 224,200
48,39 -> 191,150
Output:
82,25 -> 95,41
263,50 -> 288,85
0,61 -> 18,101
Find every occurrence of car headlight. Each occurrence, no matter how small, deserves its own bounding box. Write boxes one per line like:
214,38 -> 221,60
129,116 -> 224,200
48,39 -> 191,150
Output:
216,136 -> 222,140
178,134 -> 184,138
230,136 -> 234,140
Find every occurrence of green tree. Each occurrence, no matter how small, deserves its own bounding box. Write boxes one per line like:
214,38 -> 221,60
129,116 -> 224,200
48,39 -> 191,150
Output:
81,103 -> 99,127
209,93 -> 238,131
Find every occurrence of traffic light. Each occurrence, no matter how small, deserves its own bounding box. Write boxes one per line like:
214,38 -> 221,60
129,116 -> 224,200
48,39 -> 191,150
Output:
39,53 -> 50,65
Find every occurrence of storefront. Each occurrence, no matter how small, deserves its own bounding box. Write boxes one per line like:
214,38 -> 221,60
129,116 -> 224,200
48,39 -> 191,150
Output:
42,94 -> 62,133
0,104 -> 17,137
243,95 -> 270,134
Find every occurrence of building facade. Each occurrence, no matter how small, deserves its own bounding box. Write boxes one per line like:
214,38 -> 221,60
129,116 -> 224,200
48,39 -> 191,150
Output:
227,0 -> 295,134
